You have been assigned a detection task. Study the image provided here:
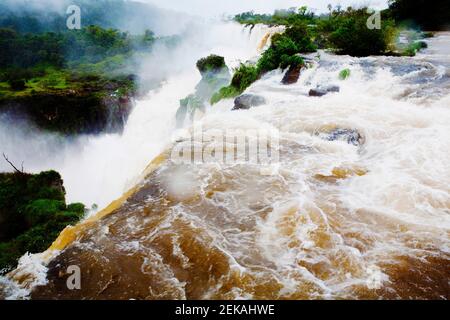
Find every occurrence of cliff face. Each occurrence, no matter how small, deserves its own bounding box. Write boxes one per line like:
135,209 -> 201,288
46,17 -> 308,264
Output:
0,83 -> 135,135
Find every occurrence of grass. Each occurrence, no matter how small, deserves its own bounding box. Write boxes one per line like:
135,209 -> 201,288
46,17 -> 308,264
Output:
0,68 -> 75,99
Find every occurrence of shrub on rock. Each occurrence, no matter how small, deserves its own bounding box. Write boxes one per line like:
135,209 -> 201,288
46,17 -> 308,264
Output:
196,55 -> 227,74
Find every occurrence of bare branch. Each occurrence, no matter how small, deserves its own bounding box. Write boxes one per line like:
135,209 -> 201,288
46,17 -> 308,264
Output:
2,153 -> 24,174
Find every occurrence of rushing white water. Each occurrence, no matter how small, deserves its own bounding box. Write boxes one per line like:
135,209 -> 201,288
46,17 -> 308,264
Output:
1,28 -> 449,300
190,32 -> 450,298
0,22 -> 270,209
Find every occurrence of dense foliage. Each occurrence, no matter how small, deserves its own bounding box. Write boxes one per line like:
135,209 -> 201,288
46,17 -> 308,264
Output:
211,23 -> 314,104
0,23 -> 158,134
0,25 -> 153,70
257,24 -> 314,73
0,171 -> 85,273
235,6 -> 315,26
317,8 -> 396,56
196,55 -> 227,74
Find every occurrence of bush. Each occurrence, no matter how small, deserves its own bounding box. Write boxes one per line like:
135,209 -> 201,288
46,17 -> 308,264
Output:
210,86 -> 240,105
339,68 -> 351,80
280,54 -> 304,70
23,199 -> 66,226
402,41 -> 428,57
231,64 -> 259,92
234,7 -> 316,26
210,64 -> 258,104
67,203 -> 86,214
319,8 -> 395,57
257,24 -> 315,74
196,55 -> 226,74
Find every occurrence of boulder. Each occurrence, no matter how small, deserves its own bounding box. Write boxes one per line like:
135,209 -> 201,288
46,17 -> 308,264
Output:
316,128 -> 364,146
282,65 -> 302,85
309,85 -> 340,97
232,94 -> 266,110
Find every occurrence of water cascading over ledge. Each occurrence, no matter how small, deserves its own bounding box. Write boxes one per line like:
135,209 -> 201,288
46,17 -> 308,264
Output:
2,30 -> 450,301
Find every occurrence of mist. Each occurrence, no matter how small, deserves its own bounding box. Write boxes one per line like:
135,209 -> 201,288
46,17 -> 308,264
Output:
0,0 -> 193,36
0,14 -> 266,209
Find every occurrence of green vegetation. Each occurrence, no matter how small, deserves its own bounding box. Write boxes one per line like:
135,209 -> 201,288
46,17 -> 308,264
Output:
211,23 -> 313,104
0,0 -> 188,134
210,86 -> 241,105
0,170 -> 85,273
221,2 -> 437,104
0,68 -> 137,134
0,25 -> 152,77
210,63 -> 258,104
316,8 -> 396,57
235,6 -> 316,26
339,68 -> 351,80
196,55 -> 227,74
257,24 -> 314,73
402,41 -> 428,57
235,2 -> 436,58
0,24 -> 160,134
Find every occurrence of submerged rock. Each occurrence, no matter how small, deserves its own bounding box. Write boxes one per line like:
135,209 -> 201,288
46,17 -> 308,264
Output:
315,128 -> 364,146
309,85 -> 340,97
232,94 -> 266,110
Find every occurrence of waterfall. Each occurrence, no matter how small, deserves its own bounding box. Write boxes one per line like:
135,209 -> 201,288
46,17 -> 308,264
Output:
2,29 -> 449,300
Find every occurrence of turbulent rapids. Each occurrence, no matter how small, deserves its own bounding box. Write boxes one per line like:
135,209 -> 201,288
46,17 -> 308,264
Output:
1,26 -> 449,300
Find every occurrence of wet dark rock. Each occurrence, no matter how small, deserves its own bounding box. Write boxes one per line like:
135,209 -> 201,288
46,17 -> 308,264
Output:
309,85 -> 340,97
232,94 -> 266,110
316,128 -> 364,146
282,65 -> 302,85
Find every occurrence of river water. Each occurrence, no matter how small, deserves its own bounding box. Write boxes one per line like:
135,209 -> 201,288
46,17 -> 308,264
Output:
1,26 -> 449,300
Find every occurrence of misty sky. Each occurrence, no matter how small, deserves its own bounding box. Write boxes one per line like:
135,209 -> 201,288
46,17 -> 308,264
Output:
143,0 -> 389,16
